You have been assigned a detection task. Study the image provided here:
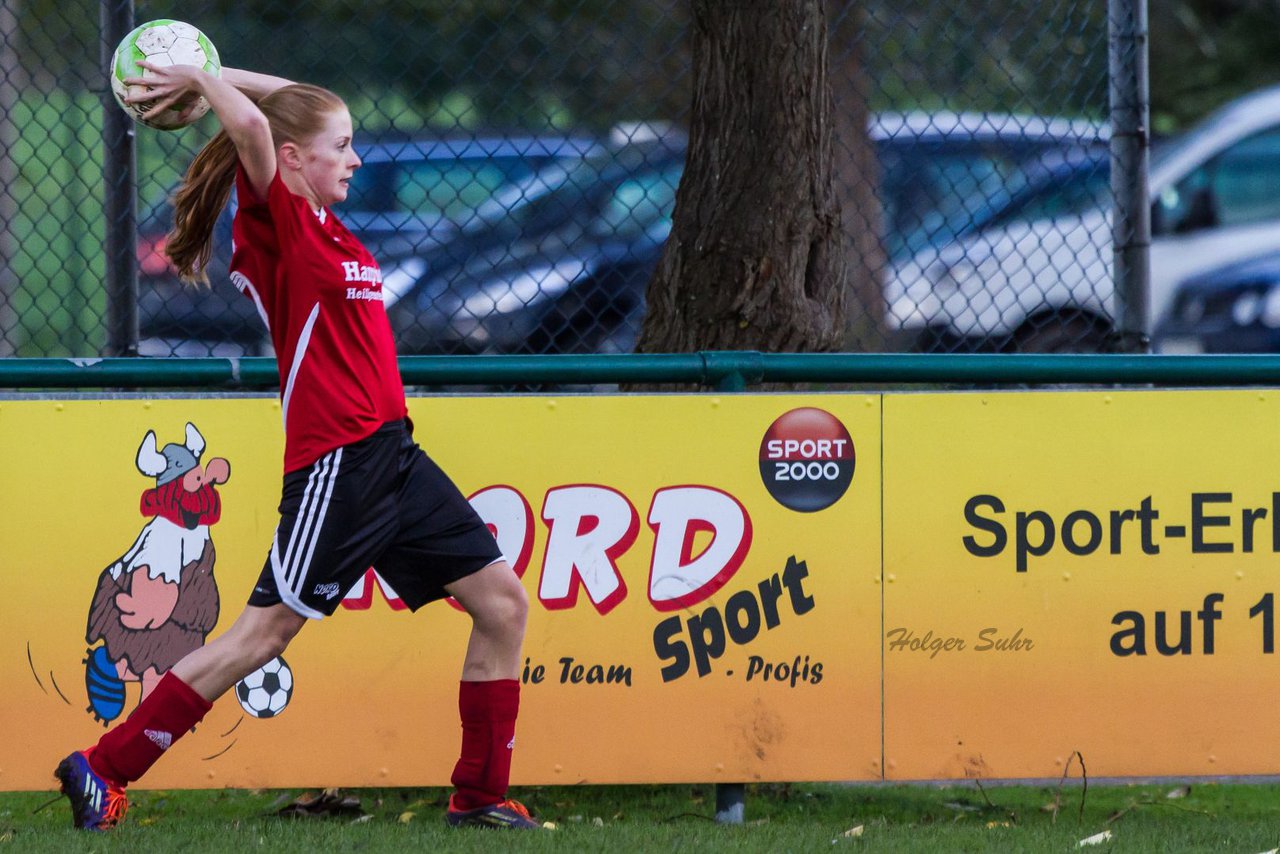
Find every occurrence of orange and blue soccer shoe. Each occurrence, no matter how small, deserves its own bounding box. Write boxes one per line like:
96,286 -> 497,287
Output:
445,795 -> 544,829
54,750 -> 128,831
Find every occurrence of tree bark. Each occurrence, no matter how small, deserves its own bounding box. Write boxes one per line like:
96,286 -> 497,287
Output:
637,0 -> 849,355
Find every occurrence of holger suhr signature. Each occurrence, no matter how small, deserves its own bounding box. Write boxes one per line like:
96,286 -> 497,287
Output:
885,627 -> 1034,659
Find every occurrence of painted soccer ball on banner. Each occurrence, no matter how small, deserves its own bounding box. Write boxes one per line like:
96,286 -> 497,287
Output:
235,656 -> 294,719
109,20 -> 221,131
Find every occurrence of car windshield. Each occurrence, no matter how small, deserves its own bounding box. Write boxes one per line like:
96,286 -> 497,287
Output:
345,156 -> 544,222
887,152 -> 1112,256
587,163 -> 683,241
876,132 -> 1111,260
465,151 -> 683,241
975,158 -> 1112,232
466,158 -> 608,237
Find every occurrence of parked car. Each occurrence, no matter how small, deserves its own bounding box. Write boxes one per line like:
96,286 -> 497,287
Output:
383,111 -> 1109,356
136,133 -> 601,356
886,83 -> 1280,352
139,111 -> 1109,356
383,136 -> 685,355
889,149 -> 1113,351
871,111 -> 1108,261
1153,249 -> 1280,353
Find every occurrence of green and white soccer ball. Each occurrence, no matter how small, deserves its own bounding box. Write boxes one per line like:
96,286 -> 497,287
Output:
110,20 -> 221,131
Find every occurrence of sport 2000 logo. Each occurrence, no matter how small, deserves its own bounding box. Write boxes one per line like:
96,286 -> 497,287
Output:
759,407 -> 855,512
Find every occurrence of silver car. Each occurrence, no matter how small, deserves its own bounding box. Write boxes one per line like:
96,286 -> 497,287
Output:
887,84 -> 1280,352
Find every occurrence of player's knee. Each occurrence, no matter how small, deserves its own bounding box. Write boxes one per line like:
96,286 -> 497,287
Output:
251,630 -> 292,667
507,579 -> 529,627
234,615 -> 300,669
475,576 -> 528,633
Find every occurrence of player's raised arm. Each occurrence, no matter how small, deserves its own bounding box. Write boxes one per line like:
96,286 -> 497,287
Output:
221,67 -> 295,103
124,62 -> 276,199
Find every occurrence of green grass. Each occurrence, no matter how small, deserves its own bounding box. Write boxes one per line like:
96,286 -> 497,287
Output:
4,780 -> 1280,852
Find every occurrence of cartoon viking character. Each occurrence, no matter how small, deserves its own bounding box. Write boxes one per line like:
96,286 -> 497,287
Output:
83,423 -> 229,724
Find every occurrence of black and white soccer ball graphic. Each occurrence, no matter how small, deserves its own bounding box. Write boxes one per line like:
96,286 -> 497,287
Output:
234,655 -> 293,718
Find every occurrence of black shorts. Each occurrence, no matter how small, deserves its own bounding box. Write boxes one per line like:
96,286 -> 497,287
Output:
248,419 -> 503,618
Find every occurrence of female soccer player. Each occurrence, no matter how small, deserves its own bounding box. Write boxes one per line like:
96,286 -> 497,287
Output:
56,62 -> 540,831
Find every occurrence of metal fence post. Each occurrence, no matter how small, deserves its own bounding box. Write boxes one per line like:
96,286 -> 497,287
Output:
99,0 -> 137,357
1108,0 -> 1150,352
714,782 -> 745,824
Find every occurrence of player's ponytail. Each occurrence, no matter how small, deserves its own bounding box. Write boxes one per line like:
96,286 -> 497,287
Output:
166,82 -> 345,287
166,130 -> 238,286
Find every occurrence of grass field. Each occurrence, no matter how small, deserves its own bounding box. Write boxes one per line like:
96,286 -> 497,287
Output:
3,779 -> 1280,852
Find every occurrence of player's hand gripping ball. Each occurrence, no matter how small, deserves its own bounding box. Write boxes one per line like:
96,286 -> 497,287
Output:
110,20 -> 221,131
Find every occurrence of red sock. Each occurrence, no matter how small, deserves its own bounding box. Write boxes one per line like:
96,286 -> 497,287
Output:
89,671 -> 212,786
449,679 -> 520,811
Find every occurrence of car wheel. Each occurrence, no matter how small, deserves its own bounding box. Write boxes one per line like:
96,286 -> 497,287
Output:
1013,316 -> 1109,354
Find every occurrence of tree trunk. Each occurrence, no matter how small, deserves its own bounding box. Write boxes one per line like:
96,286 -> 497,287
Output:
637,0 -> 849,355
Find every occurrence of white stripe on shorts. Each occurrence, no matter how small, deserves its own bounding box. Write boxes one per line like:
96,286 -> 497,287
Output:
282,450 -> 334,587
270,448 -> 342,619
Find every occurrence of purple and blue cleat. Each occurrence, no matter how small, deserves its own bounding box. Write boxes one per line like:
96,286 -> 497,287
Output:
446,795 -> 544,829
53,749 -> 128,830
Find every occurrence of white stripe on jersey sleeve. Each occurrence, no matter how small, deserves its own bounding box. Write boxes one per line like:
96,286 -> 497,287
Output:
280,302 -> 321,431
229,271 -> 272,335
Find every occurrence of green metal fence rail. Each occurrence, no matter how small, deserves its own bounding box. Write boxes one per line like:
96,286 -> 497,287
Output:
4,353 -> 1280,391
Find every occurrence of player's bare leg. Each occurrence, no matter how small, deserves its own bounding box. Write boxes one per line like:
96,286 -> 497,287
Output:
171,602 -> 307,700
56,603 -> 306,830
441,561 -> 541,829
447,560 -> 528,680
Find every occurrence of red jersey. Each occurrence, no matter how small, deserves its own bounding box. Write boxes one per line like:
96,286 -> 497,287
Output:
229,167 -> 407,473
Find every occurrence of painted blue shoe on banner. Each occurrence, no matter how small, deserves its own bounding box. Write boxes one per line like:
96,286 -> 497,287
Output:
84,646 -> 126,724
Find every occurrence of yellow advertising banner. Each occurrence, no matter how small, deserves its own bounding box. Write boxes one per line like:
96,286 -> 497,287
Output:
883,389 -> 1280,780
0,395 -> 881,791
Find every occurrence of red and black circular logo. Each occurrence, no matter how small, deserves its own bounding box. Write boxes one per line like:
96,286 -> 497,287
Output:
759,408 -> 855,512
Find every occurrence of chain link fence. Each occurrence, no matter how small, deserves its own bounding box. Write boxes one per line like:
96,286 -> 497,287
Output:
0,0 -> 1191,361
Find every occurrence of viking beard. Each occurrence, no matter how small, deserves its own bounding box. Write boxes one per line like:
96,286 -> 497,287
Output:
140,479 -> 222,530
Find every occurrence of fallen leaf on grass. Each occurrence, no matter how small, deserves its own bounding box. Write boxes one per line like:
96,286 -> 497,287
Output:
842,825 -> 864,837
0,829 -> 12,844
1165,786 -> 1190,799
1078,829 -> 1112,847
986,821 -> 1011,829
274,788 -> 366,820
266,793 -> 294,811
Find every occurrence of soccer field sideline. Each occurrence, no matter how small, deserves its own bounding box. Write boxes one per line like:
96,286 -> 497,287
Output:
4,780 -> 1280,852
